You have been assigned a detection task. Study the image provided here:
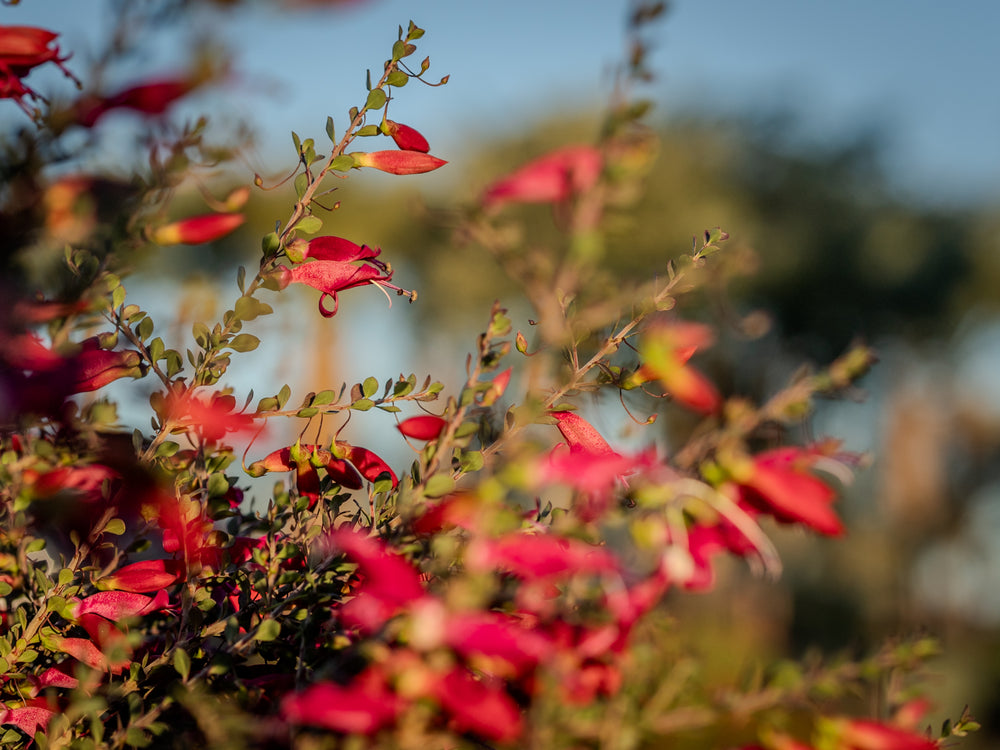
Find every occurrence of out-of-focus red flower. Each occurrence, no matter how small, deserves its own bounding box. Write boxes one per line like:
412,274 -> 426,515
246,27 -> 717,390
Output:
164,392 -> 259,443
835,718 -> 939,750
48,634 -> 129,675
275,239 -> 405,318
328,526 -> 426,633
411,492 -> 486,534
0,25 -> 77,116
151,212 -> 244,246
281,667 -> 404,735
397,415 -> 447,441
434,667 -> 523,742
350,150 -> 447,175
73,77 -> 195,127
551,410 -> 617,457
735,448 -> 843,537
466,531 -> 620,581
482,145 -> 602,208
629,320 -> 721,415
383,119 -> 430,152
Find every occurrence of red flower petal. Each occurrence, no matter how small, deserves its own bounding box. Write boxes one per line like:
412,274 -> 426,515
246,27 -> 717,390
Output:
101,559 -> 185,593
351,150 -> 447,175
483,145 -> 602,208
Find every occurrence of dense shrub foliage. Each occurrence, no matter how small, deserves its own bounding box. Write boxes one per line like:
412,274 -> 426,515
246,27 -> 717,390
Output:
0,5 -> 978,749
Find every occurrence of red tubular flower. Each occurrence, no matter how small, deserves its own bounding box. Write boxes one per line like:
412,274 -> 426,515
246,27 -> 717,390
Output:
552,411 -> 618,457
350,150 -> 447,175
74,77 -> 195,127
736,448 -> 843,536
383,119 -> 430,152
69,341 -> 143,393
630,320 -> 722,415
335,442 -> 399,488
74,590 -> 171,621
0,704 -> 55,735
152,212 -> 244,245
482,145 -> 602,208
0,25 -> 77,116
275,237 -> 410,317
397,415 -> 447,440
164,392 -> 258,443
48,635 -> 129,674
836,718 -> 938,750
100,559 -> 186,593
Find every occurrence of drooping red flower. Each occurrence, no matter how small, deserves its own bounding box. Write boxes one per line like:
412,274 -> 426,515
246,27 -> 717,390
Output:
0,703 -> 56,735
48,634 -> 129,674
482,145 -> 602,208
350,150 -> 447,175
275,239 -> 411,318
397,414 -> 447,441
734,448 -> 842,536
0,25 -> 78,116
74,590 -> 171,621
551,410 -> 618,457
383,119 -> 430,152
151,212 -> 245,245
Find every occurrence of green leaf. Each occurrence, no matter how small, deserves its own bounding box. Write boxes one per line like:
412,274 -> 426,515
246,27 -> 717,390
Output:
137,316 -> 154,341
356,124 -> 379,137
0,581 -> 10,597
386,70 -> 408,87
424,474 -> 454,498
407,21 -> 424,40
207,473 -> 229,498
296,215 -> 323,235
458,450 -> 484,473
325,116 -> 335,143
365,88 -> 387,110
277,384 -> 291,408
262,231 -> 280,255
172,647 -> 191,681
112,283 -> 126,310
351,398 -> 374,411
293,172 -> 308,200
103,518 -> 126,536
362,376 -> 379,397
254,619 -> 281,642
330,154 -> 355,172
192,322 -> 210,348
392,40 -> 408,61
291,131 -> 301,152
255,396 -> 278,413
311,389 -> 337,406
229,334 -> 260,353
165,350 -> 183,378
296,407 -> 319,418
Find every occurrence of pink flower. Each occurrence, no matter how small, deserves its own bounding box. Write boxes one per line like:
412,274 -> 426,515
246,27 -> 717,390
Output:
0,703 -> 55,735
482,145 -> 602,208
836,718 -> 938,750
383,119 -> 430,152
350,150 -> 447,175
397,415 -> 447,441
151,212 -> 244,245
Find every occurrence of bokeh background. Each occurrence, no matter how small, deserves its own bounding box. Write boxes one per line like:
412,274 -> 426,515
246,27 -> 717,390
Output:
7,0 -> 1000,744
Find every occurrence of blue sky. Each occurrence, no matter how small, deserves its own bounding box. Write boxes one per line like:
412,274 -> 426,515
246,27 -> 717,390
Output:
7,0 -> 1000,206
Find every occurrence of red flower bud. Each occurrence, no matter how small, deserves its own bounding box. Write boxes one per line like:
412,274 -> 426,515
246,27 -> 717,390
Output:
152,212 -> 244,245
351,150 -> 447,175
74,77 -> 195,127
0,25 -> 77,116
384,119 -> 430,152
397,415 -> 447,440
